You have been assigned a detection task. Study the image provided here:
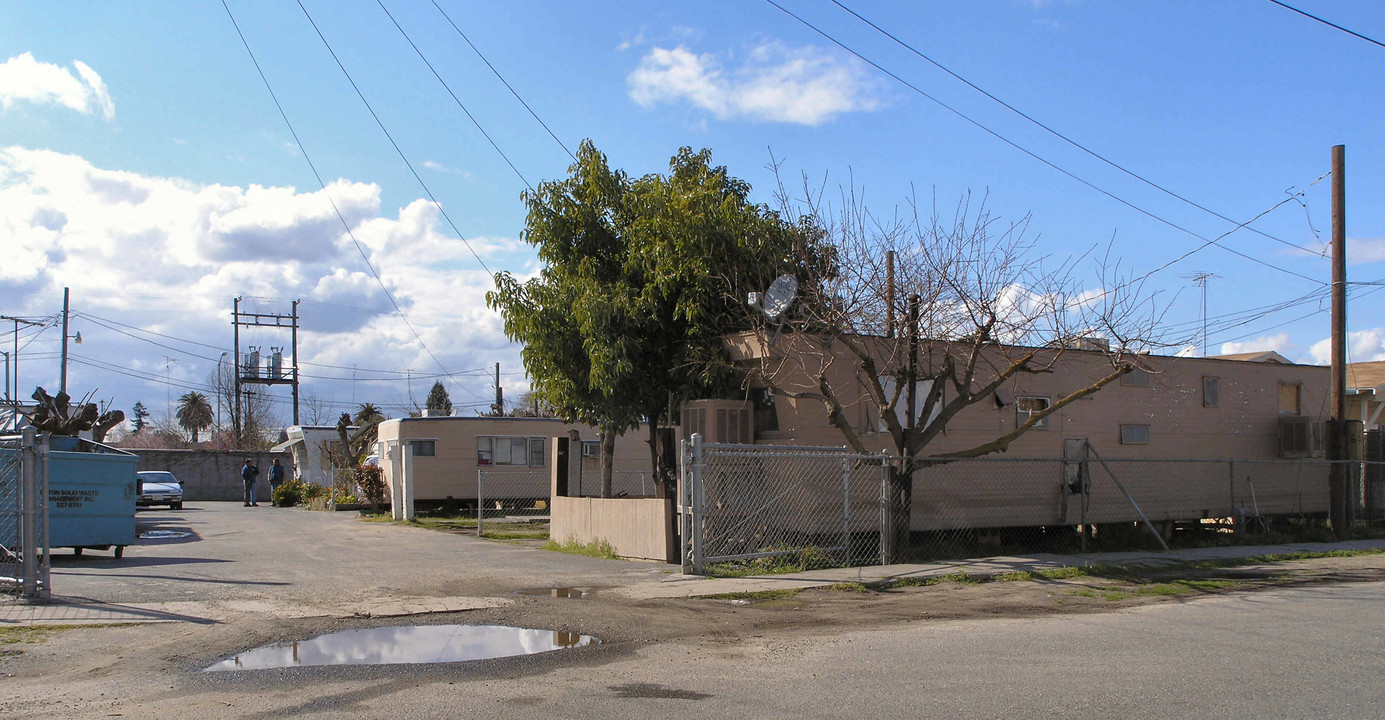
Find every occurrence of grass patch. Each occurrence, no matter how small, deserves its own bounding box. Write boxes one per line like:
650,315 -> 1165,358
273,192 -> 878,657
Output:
0,624 -> 120,645
994,571 -> 1034,582
543,537 -> 618,559
703,589 -> 801,601
702,546 -> 841,578
1034,566 -> 1089,580
829,582 -> 870,593
483,529 -> 548,540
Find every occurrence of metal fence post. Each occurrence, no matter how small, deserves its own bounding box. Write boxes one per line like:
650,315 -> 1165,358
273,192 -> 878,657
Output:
879,454 -> 890,567
690,433 -> 704,575
37,431 -> 49,600
841,451 -> 851,566
19,428 -> 39,600
476,469 -> 484,538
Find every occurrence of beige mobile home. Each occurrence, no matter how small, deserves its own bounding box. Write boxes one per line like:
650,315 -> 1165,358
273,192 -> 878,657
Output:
375,415 -> 654,504
683,332 -> 1332,531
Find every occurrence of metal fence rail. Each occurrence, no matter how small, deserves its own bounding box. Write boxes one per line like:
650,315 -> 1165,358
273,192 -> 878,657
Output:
683,434 -> 1381,576
1,429 -> 49,600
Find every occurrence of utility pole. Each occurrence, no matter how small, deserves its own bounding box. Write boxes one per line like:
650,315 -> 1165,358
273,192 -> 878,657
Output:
1329,144 -> 1349,538
59,287 -> 70,395
492,363 -> 504,416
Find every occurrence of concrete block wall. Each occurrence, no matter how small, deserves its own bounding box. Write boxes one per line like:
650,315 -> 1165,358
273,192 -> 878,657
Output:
132,449 -> 293,502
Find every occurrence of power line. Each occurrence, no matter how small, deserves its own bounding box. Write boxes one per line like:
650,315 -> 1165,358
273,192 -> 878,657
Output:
424,0 -> 576,162
221,0 -> 464,385
1266,0 -> 1385,50
827,0 -> 1325,258
374,0 -> 535,187
762,0 -> 1325,285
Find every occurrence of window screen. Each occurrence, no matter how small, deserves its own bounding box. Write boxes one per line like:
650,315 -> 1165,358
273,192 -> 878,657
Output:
1203,377 -> 1219,407
1120,425 -> 1150,444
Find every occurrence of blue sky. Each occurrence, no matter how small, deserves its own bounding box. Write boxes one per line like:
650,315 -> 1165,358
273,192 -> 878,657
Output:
1,0 -> 1382,430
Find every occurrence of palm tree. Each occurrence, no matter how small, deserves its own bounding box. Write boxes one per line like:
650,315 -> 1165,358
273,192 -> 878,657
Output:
354,403 -> 385,425
175,391 -> 214,444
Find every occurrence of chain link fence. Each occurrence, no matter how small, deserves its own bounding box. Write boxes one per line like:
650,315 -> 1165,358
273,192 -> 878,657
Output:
1,430 -> 49,601
683,435 -> 1381,576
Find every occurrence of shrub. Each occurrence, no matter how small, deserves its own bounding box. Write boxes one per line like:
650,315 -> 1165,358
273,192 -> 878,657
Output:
273,479 -> 308,507
302,482 -> 328,501
348,464 -> 388,510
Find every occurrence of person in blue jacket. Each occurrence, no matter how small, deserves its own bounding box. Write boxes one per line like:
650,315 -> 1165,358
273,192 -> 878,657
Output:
268,458 -> 286,504
241,458 -> 259,507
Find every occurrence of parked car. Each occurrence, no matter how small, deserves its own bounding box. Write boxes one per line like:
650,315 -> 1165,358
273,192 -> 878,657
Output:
136,471 -> 183,510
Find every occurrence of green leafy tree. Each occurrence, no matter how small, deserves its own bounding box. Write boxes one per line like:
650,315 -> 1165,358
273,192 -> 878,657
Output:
424,382 -> 453,416
489,140 -> 828,495
131,401 -> 150,433
175,391 -> 214,444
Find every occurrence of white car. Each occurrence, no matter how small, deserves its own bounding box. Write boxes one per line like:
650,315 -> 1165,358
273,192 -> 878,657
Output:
136,471 -> 184,510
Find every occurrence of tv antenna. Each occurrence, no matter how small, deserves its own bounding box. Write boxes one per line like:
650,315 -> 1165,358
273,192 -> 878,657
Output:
1180,272 -> 1218,357
748,274 -> 798,344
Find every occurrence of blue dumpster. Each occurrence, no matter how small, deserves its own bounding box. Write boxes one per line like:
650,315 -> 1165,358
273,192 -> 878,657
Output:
48,437 -> 138,557
1,435 -> 137,558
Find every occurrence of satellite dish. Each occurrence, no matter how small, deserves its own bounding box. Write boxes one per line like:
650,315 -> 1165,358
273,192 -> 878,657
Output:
760,275 -> 798,321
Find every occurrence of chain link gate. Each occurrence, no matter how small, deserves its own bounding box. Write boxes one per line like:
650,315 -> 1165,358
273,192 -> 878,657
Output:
682,434 -> 890,574
1,429 -> 50,601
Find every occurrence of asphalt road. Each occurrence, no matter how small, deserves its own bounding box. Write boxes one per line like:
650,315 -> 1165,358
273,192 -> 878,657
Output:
48,501 -> 666,609
257,579 -> 1379,719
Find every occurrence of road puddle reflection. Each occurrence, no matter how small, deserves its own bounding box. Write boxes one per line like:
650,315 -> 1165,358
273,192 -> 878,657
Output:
205,624 -> 596,671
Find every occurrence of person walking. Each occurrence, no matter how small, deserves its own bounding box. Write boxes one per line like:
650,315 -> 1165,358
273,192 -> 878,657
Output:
268,458 -> 286,505
242,458 -> 260,507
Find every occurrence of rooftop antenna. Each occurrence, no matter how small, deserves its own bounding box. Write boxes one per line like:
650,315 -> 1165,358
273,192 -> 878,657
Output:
1180,272 -> 1218,357
748,274 -> 798,345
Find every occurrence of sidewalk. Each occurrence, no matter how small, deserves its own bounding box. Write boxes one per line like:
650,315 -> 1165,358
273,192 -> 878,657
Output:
613,537 -> 1385,600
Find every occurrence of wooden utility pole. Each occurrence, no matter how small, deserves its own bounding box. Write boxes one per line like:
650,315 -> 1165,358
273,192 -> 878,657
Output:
1329,144 -> 1349,537
59,287 -> 70,395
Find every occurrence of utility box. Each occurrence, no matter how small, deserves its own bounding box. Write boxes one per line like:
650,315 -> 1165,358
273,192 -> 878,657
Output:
46,436 -> 139,557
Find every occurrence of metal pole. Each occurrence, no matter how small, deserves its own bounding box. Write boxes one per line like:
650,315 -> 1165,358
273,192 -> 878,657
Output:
20,427 -> 37,599
1330,145 -> 1348,537
233,297 -> 241,448
37,431 -> 50,600
842,453 -> 851,565
1086,443 -> 1169,551
59,287 -> 69,395
291,300 -> 300,426
690,433 -> 704,575
477,469 -> 484,538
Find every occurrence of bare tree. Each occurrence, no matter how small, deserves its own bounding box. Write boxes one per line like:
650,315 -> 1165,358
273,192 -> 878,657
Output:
300,392 -> 334,426
206,364 -> 282,450
748,180 -> 1166,561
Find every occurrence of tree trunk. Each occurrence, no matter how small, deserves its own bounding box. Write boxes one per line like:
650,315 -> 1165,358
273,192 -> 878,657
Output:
600,425 -> 615,498
883,464 -> 913,564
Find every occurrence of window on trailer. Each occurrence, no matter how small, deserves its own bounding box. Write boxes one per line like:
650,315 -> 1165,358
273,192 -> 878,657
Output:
476,436 -> 545,466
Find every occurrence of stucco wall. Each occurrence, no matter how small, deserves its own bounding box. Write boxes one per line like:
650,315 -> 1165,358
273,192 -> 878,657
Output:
132,449 -> 293,502
549,496 -> 676,563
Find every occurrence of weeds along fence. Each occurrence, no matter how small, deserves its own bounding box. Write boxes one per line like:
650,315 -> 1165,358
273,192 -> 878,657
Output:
682,435 -> 1382,576
0,430 -> 50,601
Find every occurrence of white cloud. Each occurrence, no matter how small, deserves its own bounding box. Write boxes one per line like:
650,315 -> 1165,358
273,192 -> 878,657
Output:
421,160 -> 471,179
627,41 -> 883,126
1220,332 -> 1299,359
1309,328 -> 1385,365
1346,236 -> 1385,264
0,146 -> 523,416
0,53 -> 114,120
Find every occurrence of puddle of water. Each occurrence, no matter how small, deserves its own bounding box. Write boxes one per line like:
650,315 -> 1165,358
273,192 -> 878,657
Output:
516,587 -> 589,599
204,624 -> 597,672
138,530 -> 193,540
